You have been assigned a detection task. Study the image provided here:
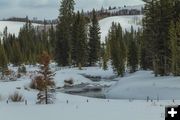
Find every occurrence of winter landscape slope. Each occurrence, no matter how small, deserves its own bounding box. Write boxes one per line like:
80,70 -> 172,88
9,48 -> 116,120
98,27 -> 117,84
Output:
0,21 -> 39,37
99,15 -> 142,42
0,15 -> 143,42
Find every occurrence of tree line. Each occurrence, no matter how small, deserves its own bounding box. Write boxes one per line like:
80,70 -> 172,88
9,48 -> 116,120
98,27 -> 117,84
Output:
1,0 -> 180,77
0,0 -> 101,71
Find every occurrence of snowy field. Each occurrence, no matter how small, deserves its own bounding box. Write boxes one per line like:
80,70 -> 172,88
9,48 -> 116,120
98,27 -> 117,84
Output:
106,71 -> 180,100
1,65 -> 180,120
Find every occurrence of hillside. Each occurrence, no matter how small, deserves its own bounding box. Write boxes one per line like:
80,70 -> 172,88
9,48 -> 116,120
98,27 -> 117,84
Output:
99,15 -> 142,42
0,21 -> 40,37
0,15 -> 142,42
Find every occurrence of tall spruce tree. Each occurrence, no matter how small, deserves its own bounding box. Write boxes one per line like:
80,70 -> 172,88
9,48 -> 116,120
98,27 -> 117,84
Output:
169,20 -> 180,76
72,11 -> 88,69
0,42 -> 8,69
88,9 -> 101,66
142,0 -> 174,76
128,36 -> 139,73
55,0 -> 75,66
48,24 -> 56,56
37,51 -> 55,104
108,23 -> 126,76
101,42 -> 108,70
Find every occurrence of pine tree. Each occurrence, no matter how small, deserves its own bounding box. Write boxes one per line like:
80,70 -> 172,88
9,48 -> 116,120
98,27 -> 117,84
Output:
128,34 -> 139,73
102,42 -> 108,70
169,19 -> 180,76
0,42 -> 8,70
88,9 -> 101,66
11,40 -> 22,66
48,24 -> 56,56
72,11 -> 88,69
55,0 -> 75,66
37,51 -> 55,104
109,23 -> 126,76
142,0 -> 174,76
169,21 -> 177,75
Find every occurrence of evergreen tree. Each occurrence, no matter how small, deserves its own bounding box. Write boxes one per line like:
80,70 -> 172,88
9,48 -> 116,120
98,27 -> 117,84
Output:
142,0 -> 174,76
55,0 -> 75,66
88,9 -> 101,66
37,52 -> 55,104
127,28 -> 139,73
11,40 -> 22,66
169,20 -> 180,76
48,24 -> 56,56
0,42 -> 8,69
108,23 -> 126,76
101,42 -> 108,70
72,11 -> 88,69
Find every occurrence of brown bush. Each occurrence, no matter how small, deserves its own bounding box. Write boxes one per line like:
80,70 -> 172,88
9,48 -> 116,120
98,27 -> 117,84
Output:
4,69 -> 12,76
30,75 -> 55,91
9,91 -> 24,102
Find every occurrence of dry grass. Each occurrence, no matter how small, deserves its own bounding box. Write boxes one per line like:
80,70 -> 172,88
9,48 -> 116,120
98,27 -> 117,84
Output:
9,91 -> 24,102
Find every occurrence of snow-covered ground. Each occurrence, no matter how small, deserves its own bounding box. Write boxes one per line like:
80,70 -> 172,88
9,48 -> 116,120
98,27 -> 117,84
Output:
0,21 -> 40,37
106,71 -> 180,100
99,15 -> 143,42
1,91 -> 173,120
1,92 -> 173,120
1,65 -> 180,120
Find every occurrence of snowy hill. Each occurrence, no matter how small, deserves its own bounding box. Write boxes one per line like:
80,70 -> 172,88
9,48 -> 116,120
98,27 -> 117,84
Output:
0,15 -> 143,43
107,4 -> 144,13
0,21 -> 40,37
99,15 -> 143,42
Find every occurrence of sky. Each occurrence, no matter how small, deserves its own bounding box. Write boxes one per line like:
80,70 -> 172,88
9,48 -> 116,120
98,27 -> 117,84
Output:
0,0 -> 144,20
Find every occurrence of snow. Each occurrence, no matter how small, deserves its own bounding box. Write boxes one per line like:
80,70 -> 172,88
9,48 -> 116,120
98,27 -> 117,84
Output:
99,15 -> 143,42
0,93 -> 165,120
1,93 -> 171,120
106,71 -> 180,100
54,66 -> 115,87
1,65 -> 180,120
0,21 -> 40,37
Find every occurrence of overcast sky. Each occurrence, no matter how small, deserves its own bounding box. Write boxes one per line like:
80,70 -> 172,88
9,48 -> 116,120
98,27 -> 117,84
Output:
0,0 -> 144,20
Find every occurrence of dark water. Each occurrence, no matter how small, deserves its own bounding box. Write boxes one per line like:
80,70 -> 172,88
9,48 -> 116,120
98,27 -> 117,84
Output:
57,74 -> 116,99
57,84 -> 109,99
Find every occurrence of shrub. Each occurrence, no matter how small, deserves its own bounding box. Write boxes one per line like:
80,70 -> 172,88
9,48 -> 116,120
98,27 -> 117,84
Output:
18,65 -> 27,74
4,69 -> 12,76
30,75 -> 55,91
9,91 -> 24,102
64,78 -> 74,85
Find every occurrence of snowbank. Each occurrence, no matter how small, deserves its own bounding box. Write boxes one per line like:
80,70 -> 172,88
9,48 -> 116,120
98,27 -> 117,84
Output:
106,71 -> 180,100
